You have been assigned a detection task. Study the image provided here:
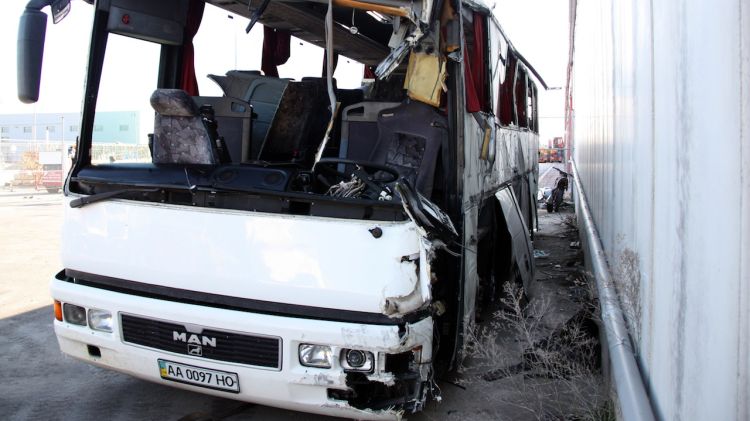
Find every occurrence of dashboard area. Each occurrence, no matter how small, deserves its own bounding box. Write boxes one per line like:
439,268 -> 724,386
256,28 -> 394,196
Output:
69,163 -> 407,221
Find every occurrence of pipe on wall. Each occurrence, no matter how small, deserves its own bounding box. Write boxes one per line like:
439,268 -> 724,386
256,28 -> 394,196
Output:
571,160 -> 656,421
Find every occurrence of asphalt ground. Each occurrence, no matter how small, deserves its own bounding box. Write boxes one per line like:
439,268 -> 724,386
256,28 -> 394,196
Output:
0,175 -> 591,421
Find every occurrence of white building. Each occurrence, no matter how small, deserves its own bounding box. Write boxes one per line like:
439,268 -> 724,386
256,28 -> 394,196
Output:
568,0 -> 750,419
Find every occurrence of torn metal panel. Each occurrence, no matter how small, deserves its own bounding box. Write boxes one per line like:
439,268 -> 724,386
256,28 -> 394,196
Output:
321,401 -> 405,420
418,0 -> 433,24
375,39 -> 413,79
388,20 -> 409,48
381,236 -> 436,319
334,317 -> 433,416
291,371 -> 348,387
396,181 -> 458,243
495,186 -> 535,290
460,205 -> 479,359
340,318 -> 433,358
381,256 -> 423,316
375,0 -> 436,80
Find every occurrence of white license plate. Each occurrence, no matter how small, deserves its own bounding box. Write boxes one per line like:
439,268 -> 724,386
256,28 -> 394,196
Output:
158,359 -> 240,393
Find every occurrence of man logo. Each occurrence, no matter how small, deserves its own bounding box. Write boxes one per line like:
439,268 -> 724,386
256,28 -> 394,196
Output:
172,331 -> 217,348
187,344 -> 203,356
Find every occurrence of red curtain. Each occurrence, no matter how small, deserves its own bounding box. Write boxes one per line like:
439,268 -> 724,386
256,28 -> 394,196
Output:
464,12 -> 486,113
180,0 -> 205,96
262,26 -> 291,77
464,40 -> 480,113
364,65 -> 376,79
471,12 -> 486,110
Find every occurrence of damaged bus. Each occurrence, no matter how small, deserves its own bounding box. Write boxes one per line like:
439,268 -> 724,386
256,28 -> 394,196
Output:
18,0 -> 542,417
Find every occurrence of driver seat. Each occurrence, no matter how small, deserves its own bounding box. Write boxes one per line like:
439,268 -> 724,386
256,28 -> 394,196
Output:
150,89 -> 222,165
369,100 -> 448,197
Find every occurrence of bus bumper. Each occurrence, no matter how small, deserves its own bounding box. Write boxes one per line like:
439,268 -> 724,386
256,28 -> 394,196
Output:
51,277 -> 434,420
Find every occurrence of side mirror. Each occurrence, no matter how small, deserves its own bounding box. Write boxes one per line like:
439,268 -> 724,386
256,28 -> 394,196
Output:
17,0 -> 71,104
17,9 -> 48,104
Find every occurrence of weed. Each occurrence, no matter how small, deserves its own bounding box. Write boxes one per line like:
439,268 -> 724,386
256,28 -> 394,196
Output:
614,247 -> 642,350
461,281 -> 609,420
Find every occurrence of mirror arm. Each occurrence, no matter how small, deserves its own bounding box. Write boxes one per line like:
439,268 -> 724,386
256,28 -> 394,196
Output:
25,0 -> 55,12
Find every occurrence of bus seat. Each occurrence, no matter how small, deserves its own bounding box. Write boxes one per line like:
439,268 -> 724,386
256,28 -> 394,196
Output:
257,80 -> 330,163
150,89 -> 221,165
339,101 -> 400,163
369,100 -> 447,197
193,96 -> 253,163
206,71 -> 290,159
208,70 -> 263,99
241,77 -> 290,159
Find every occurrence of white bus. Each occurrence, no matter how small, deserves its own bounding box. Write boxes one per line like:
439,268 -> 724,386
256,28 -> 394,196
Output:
19,0 -> 541,418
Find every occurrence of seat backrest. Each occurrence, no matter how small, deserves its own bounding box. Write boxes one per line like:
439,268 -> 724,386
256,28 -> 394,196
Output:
150,89 -> 219,165
193,96 -> 253,163
369,100 -> 448,197
242,77 -> 290,159
339,101 -> 400,163
208,70 -> 263,99
257,80 -> 330,163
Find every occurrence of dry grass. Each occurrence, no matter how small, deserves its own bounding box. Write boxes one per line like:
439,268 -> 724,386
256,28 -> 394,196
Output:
460,281 -> 613,421
613,247 -> 642,351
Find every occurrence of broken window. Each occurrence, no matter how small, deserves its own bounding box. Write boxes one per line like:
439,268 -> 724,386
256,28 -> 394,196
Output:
489,22 -> 507,117
91,33 -> 158,164
498,53 -> 518,126
463,11 -> 491,113
514,66 -> 529,128
464,12 -> 492,113
70,0 -> 457,222
527,79 -> 538,133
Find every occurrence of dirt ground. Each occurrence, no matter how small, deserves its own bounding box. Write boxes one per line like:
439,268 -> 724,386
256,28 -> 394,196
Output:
0,170 -> 606,420
420,165 -> 607,421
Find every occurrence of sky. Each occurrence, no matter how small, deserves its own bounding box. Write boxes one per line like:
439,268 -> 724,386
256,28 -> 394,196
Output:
0,0 -> 568,141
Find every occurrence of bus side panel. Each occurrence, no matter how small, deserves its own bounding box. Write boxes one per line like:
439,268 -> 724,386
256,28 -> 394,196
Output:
460,108 -> 538,339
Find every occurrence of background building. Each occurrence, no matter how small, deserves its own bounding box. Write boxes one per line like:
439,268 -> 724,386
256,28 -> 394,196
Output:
0,111 -> 140,143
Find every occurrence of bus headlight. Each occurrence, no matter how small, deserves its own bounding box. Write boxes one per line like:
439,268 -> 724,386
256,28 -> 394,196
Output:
299,344 -> 333,368
341,349 -> 374,372
62,303 -> 87,326
87,309 -> 113,332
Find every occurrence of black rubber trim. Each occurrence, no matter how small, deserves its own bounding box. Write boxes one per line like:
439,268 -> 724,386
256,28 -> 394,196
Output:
58,269 -> 428,326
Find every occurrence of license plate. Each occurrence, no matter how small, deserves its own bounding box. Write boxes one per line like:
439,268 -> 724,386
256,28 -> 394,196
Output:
158,359 -> 240,393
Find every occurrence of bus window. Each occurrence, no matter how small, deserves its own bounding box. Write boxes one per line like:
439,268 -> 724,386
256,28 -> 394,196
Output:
490,23 -> 507,117
527,80 -> 538,132
92,34 -> 159,165
463,11 -> 491,113
194,4 -> 364,94
498,53 -> 517,125
514,66 -> 529,128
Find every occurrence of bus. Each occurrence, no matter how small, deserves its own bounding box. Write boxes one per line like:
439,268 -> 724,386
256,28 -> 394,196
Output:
19,0 -> 541,418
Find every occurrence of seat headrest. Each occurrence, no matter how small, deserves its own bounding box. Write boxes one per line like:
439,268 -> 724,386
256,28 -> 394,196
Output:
150,89 -> 198,117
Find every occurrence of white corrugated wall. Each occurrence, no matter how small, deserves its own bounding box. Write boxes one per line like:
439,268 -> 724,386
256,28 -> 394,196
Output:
570,0 -> 750,419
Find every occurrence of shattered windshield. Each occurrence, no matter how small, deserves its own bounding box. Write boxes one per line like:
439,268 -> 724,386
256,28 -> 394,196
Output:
71,0 -> 462,219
